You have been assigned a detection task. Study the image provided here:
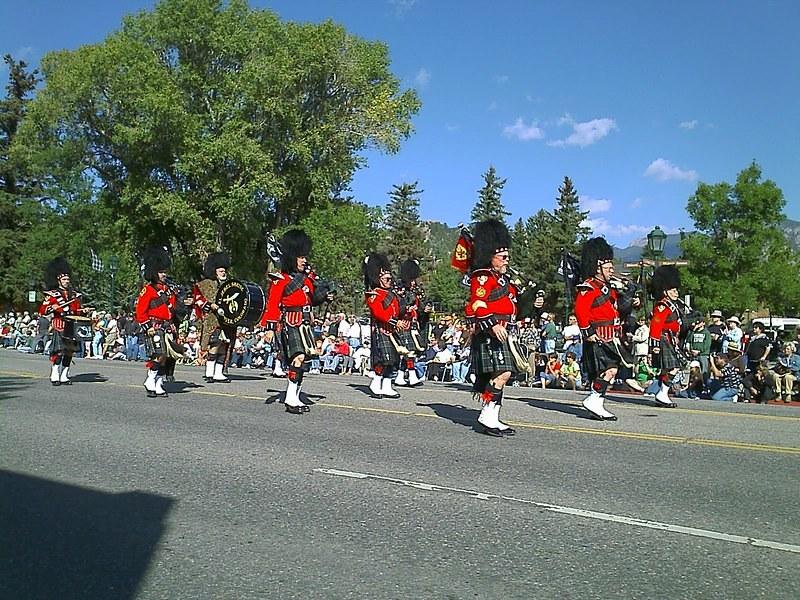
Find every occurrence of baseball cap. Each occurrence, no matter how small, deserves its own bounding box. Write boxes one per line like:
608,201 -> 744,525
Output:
689,360 -> 701,369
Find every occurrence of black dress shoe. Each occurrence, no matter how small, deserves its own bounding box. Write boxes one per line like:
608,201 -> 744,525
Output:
499,426 -> 516,436
156,392 -> 168,398
146,390 -> 156,398
203,376 -> 213,383
51,380 -> 61,387
61,380 -> 72,386
585,410 -> 605,421
285,405 -> 304,415
602,415 -> 618,421
299,405 -> 311,413
479,424 -> 504,437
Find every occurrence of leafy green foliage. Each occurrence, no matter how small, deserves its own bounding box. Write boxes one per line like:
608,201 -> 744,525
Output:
682,162 -> 800,316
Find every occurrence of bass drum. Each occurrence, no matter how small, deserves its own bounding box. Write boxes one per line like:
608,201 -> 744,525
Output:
62,315 -> 94,343
215,279 -> 266,328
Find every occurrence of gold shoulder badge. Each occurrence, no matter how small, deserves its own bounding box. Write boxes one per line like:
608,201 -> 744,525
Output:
477,275 -> 488,285
139,287 -> 147,297
658,305 -> 666,312
476,287 -> 487,298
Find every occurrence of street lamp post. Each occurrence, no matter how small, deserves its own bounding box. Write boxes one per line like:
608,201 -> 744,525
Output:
646,225 -> 667,266
108,255 -> 119,312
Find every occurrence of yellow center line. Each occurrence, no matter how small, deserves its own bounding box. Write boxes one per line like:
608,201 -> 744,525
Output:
3,369 -> 799,455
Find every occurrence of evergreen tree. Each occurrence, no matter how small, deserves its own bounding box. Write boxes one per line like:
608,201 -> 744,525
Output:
470,165 -> 510,224
383,181 -> 427,264
551,176 -> 590,255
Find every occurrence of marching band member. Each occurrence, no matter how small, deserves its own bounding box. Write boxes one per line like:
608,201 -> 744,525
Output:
193,252 -> 235,383
468,219 -> 518,437
574,238 -> 640,421
135,247 -> 177,398
39,257 -> 87,386
393,258 -> 426,388
364,253 -> 404,399
647,265 -> 683,408
260,229 -> 332,414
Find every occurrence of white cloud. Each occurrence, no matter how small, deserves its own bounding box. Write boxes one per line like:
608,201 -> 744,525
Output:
414,67 -> 431,88
445,123 -> 459,132
502,117 -> 545,141
548,116 -> 617,147
679,119 -> 698,129
389,0 -> 418,15
631,197 -> 643,209
495,74 -> 509,84
579,195 -> 611,213
487,100 -> 498,111
582,218 -> 652,238
644,158 -> 698,182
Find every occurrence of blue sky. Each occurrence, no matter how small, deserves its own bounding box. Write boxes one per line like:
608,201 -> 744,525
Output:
2,0 -> 798,246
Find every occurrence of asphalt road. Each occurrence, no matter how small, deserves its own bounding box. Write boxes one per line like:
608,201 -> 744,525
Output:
1,351 -> 799,599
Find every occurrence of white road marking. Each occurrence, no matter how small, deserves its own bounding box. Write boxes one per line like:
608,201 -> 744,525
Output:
315,468 -> 800,554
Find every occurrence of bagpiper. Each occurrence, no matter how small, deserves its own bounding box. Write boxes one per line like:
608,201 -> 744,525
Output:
468,219 -> 518,437
135,247 -> 178,398
574,237 -> 639,421
260,229 -> 333,414
647,265 -> 683,408
363,253 -> 405,399
39,257 -> 88,386
393,258 -> 427,388
193,252 -> 235,383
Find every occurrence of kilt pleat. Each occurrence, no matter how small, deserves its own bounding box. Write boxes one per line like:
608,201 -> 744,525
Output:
371,328 -> 400,368
653,336 -> 686,370
581,339 -> 632,381
472,330 -> 517,375
281,324 -> 309,359
49,330 -> 77,354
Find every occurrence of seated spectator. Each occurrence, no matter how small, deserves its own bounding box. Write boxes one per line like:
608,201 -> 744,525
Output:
561,351 -> 581,390
675,360 -> 706,399
741,366 -> 777,404
771,342 -> 799,402
333,337 -> 353,375
540,352 -> 564,389
626,355 -> 659,393
426,340 -> 453,381
708,352 -> 742,402
352,341 -> 371,376
308,338 -> 324,374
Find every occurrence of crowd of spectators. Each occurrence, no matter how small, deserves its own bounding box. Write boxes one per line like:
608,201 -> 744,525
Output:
3,304 -> 799,404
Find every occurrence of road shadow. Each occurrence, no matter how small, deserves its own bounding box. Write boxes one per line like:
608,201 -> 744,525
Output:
416,402 -> 482,432
225,374 -> 264,382
348,383 -> 379,398
68,372 -> 109,383
508,396 -> 599,421
0,376 -> 33,402
166,381 -> 204,394
0,469 -> 173,600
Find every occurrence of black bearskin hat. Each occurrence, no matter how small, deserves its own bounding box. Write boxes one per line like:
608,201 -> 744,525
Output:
650,265 -> 681,299
44,257 -> 72,290
399,258 -> 421,285
471,219 -> 511,270
203,252 -> 231,279
580,237 -> 614,279
142,246 -> 171,283
279,229 -> 312,273
363,253 -> 392,289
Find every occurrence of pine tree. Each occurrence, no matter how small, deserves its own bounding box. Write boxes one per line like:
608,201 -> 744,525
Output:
471,165 -> 510,224
551,176 -> 590,256
383,181 -> 427,264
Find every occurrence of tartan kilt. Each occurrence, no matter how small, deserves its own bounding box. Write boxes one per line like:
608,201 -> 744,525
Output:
582,339 -> 633,381
371,328 -> 400,368
281,323 -> 313,360
49,330 -> 77,355
394,329 -> 424,356
472,330 -> 517,376
653,336 -> 686,371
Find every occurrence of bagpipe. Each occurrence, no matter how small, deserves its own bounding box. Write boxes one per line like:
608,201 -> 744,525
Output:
450,224 -> 544,319
265,233 -> 338,304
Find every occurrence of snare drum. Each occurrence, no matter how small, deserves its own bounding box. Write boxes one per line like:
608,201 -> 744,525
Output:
62,315 -> 93,343
215,279 -> 266,328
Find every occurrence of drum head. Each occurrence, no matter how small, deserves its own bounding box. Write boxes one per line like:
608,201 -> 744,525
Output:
216,279 -> 265,328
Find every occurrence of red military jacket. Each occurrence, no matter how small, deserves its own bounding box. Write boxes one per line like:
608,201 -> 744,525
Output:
574,277 -> 621,342
649,298 -> 681,350
260,270 -> 319,328
39,288 -> 82,333
135,282 -> 176,328
469,268 -> 517,332
365,287 -> 402,335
